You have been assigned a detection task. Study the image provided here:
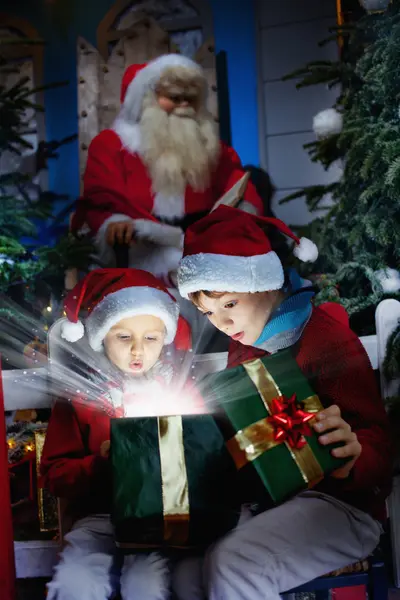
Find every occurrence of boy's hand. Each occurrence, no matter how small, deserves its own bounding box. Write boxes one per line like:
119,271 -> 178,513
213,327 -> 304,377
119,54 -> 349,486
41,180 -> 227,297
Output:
106,221 -> 134,246
100,440 -> 110,459
313,405 -> 361,479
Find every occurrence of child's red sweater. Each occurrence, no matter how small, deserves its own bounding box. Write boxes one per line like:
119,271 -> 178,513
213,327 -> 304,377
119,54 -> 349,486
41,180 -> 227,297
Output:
227,306 -> 393,521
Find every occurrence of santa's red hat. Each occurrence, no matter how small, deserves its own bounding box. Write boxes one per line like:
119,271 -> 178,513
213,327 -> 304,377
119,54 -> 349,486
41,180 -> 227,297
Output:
61,268 -> 191,351
119,54 -> 207,123
177,206 -> 318,299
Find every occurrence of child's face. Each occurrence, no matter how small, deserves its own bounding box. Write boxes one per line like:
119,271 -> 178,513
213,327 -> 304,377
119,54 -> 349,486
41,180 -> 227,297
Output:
197,291 -> 281,346
104,315 -> 166,375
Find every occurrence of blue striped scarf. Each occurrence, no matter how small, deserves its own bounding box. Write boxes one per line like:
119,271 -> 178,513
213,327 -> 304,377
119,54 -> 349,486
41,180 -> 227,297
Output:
254,269 -> 315,354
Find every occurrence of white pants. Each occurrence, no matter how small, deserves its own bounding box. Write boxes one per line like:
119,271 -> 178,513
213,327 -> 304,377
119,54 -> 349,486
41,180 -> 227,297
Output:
46,515 -> 170,600
172,492 -> 382,600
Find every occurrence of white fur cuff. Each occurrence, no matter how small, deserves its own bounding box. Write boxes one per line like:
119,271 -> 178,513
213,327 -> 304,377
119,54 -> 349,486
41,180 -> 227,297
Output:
134,219 -> 184,248
94,214 -> 135,268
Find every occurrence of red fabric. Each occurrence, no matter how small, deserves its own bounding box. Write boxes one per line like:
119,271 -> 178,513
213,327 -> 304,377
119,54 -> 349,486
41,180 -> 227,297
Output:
227,306 -> 393,521
64,268 -> 176,324
319,302 -> 349,327
182,204 -> 304,259
0,365 -> 16,599
72,130 -> 264,236
121,64 -> 146,103
40,383 -> 205,521
174,315 -> 192,351
332,587 -> 366,600
183,204 -> 274,258
40,398 -> 113,520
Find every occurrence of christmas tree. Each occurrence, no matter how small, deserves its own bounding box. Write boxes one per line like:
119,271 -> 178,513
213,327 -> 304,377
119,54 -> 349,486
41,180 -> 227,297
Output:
281,0 -> 400,335
0,37 -> 93,367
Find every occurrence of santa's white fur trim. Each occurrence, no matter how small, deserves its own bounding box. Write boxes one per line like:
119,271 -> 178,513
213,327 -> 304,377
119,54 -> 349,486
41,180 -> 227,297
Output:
46,546 -> 113,600
113,120 -> 141,155
293,237 -> 318,262
86,286 -> 179,351
178,251 -> 284,299
94,214 -> 135,268
375,268 -> 400,293
121,54 -> 205,125
61,319 -> 85,343
153,191 -> 185,220
134,219 -> 184,248
128,243 -> 182,281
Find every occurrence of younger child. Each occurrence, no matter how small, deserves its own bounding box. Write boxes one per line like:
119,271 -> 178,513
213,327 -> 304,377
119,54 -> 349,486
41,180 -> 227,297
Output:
41,268 -> 203,600
175,206 -> 393,600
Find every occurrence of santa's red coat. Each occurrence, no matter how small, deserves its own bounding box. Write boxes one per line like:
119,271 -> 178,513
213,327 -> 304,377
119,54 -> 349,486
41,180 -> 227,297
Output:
72,129 -> 263,237
228,305 -> 393,521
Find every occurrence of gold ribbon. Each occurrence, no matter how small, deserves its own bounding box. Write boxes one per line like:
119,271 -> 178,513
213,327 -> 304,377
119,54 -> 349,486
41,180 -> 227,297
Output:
158,416 -> 190,545
227,360 -> 324,487
34,429 -> 58,532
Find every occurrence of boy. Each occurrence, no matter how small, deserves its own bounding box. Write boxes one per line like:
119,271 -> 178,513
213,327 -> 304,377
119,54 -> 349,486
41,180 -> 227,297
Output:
41,268 -> 203,600
175,206 -> 392,600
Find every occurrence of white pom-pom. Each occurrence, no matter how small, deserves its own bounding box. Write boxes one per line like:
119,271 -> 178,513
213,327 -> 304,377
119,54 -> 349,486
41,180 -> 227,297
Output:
293,237 -> 318,263
313,108 -> 343,139
375,268 -> 400,293
61,320 -> 85,342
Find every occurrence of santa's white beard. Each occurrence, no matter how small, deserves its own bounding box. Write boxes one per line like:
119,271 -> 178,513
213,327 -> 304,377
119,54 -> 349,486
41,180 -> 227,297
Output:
139,100 -> 220,198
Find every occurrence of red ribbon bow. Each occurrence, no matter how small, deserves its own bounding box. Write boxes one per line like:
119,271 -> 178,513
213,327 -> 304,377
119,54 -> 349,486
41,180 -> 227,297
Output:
267,394 -> 315,449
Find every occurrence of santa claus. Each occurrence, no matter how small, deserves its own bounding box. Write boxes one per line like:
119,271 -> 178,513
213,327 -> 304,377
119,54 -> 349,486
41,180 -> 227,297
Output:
72,53 -> 263,282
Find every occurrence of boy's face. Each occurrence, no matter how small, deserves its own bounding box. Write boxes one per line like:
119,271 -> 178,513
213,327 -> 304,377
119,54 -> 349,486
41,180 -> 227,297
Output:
104,315 -> 166,375
197,291 -> 281,347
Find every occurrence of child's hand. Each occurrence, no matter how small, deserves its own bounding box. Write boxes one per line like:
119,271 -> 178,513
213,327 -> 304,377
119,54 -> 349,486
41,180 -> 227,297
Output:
106,221 -> 134,246
100,440 -> 110,459
312,405 -> 361,479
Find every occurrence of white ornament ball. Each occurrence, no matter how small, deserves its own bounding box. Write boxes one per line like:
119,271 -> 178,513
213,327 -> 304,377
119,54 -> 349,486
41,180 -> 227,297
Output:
313,108 -> 343,139
375,268 -> 400,293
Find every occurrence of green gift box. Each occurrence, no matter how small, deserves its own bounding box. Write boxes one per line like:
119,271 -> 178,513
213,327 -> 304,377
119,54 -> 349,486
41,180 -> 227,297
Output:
110,414 -> 240,551
200,348 -> 349,505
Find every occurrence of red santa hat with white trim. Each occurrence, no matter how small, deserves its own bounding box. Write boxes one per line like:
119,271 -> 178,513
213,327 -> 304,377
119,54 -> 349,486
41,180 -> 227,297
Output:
61,268 -> 191,352
177,206 -> 318,299
119,54 -> 208,124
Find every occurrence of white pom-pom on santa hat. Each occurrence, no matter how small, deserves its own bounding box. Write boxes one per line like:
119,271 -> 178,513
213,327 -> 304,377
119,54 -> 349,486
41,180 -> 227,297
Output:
293,237 -> 319,263
375,268 -> 400,293
313,108 -> 343,139
61,319 -> 85,343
